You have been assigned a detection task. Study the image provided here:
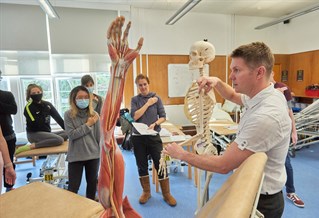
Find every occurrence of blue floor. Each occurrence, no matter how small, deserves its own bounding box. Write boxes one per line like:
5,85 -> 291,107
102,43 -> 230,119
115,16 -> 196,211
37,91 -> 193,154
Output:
3,142 -> 319,218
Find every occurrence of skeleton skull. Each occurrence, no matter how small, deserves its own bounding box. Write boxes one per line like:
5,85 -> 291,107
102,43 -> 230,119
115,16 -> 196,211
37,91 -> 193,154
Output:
189,41 -> 216,70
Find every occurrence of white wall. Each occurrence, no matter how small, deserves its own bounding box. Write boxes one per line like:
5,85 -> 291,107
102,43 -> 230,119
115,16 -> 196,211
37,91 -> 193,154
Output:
130,8 -> 231,55
129,7 -> 319,55
280,10 -> 319,53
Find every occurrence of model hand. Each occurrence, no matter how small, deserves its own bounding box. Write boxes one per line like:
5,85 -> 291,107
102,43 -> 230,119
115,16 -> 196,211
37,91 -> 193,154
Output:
5,166 -> 16,186
107,16 -> 143,67
86,113 -> 99,127
197,76 -> 220,94
146,97 -> 158,107
163,142 -> 186,160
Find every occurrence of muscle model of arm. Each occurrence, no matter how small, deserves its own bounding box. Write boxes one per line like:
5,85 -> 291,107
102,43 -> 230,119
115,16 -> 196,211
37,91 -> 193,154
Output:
98,16 -> 143,218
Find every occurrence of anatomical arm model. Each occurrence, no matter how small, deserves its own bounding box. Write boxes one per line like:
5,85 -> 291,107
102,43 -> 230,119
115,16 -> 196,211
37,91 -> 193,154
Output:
98,16 -> 143,218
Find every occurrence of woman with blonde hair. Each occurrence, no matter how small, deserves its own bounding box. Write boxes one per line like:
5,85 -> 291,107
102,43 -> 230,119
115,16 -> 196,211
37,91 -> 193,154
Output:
15,84 -> 67,154
64,85 -> 100,200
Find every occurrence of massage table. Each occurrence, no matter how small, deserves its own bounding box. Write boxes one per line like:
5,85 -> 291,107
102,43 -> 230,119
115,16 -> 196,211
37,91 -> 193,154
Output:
196,152 -> 267,218
14,141 -> 69,185
0,182 -> 104,218
14,141 -> 68,159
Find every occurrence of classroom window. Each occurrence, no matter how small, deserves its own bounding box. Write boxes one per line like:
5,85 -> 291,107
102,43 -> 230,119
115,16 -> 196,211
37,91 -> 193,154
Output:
55,77 -> 81,116
20,78 -> 53,103
95,73 -> 110,98
0,77 -> 9,91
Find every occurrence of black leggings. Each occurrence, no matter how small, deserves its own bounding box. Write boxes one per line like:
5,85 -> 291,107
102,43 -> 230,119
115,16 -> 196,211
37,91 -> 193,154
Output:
68,158 -> 99,200
131,134 -> 165,179
3,138 -> 16,188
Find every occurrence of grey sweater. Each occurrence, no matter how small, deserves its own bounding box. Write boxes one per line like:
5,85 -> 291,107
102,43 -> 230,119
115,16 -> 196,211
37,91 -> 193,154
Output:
64,109 -> 100,163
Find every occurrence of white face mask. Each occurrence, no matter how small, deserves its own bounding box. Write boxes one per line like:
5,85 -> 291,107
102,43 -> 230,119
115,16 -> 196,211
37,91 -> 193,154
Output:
86,87 -> 94,94
76,99 -> 89,109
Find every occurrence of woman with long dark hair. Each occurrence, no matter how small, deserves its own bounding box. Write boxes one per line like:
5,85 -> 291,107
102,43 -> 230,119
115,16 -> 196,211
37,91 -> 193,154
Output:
64,85 -> 100,200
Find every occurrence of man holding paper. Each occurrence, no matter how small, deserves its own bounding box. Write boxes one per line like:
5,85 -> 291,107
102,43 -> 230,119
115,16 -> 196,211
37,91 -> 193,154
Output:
130,74 -> 176,207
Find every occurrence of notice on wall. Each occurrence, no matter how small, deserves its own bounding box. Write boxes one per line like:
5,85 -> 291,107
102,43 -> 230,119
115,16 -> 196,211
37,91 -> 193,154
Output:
168,64 -> 209,98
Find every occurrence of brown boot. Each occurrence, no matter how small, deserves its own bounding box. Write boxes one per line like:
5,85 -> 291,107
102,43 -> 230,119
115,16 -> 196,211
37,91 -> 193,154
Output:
159,178 -> 177,206
139,176 -> 151,204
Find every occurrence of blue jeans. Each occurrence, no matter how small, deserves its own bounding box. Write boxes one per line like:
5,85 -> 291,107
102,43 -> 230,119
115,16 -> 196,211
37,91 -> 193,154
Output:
285,154 -> 295,193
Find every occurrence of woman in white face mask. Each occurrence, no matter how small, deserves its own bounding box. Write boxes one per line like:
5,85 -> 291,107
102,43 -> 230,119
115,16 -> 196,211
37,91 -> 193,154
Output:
81,75 -> 104,115
64,85 -> 100,200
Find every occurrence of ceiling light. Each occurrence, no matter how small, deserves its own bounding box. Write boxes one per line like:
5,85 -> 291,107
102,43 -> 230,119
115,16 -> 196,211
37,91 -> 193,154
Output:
255,3 -> 319,29
38,0 -> 59,19
166,0 -> 202,25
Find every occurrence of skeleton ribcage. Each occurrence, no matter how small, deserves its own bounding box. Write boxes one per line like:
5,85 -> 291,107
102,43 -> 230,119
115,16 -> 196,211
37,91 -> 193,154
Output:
184,82 -> 217,155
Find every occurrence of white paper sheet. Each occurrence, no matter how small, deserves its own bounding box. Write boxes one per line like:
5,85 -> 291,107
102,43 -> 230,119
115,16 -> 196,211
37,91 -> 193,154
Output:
159,128 -> 172,137
132,122 -> 158,135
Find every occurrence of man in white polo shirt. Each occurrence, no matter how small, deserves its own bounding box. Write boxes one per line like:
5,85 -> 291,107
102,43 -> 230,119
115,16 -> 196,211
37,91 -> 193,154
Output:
164,42 -> 291,218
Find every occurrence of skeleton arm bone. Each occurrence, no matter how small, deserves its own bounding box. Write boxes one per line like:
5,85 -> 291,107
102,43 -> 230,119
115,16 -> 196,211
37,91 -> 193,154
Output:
178,132 -> 204,147
207,90 -> 216,104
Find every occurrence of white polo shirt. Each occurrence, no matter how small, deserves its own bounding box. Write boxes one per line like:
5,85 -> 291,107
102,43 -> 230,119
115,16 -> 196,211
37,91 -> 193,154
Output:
235,84 -> 291,195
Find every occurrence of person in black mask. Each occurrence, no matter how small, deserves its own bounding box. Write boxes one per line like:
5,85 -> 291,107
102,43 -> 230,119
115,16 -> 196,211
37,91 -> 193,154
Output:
15,84 -> 68,154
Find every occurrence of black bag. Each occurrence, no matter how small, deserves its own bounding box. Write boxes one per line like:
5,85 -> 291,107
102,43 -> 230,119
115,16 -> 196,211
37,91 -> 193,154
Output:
122,130 -> 133,151
118,108 -> 134,151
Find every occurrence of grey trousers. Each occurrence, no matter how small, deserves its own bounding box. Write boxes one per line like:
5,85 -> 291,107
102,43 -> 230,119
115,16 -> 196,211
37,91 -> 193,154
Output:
27,130 -> 68,148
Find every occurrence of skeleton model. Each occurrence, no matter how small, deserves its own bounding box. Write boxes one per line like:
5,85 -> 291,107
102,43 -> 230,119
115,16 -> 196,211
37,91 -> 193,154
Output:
159,40 -> 218,212
98,16 -> 143,218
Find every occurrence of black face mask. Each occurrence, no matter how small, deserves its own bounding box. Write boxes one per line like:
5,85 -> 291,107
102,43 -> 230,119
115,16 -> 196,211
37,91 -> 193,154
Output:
30,93 -> 43,102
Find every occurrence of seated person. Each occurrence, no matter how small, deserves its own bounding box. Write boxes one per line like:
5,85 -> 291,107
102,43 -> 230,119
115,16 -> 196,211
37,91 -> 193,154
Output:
15,84 -> 68,155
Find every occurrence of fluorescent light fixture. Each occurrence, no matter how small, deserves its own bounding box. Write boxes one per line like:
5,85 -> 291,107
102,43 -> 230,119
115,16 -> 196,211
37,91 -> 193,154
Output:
255,3 -> 319,29
166,0 -> 202,25
38,0 -> 59,19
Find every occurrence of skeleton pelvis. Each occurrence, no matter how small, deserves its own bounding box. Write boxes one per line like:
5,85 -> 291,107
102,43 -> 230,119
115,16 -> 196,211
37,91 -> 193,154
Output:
194,138 -> 215,155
